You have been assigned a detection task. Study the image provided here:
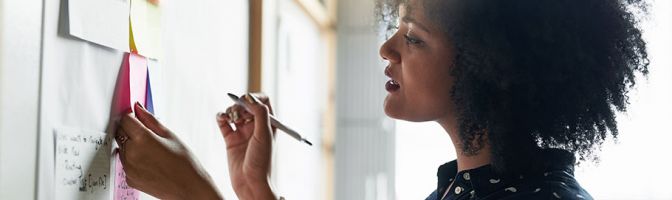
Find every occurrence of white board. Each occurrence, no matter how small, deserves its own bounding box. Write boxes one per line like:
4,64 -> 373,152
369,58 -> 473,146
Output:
34,0 -> 250,199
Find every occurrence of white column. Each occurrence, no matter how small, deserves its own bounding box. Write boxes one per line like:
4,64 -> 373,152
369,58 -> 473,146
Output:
334,0 -> 395,199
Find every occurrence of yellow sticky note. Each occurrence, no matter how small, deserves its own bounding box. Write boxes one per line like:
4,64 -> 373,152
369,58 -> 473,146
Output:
129,20 -> 138,53
130,0 -> 162,60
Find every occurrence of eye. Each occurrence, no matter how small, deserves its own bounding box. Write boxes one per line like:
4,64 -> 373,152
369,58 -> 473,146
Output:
404,34 -> 423,45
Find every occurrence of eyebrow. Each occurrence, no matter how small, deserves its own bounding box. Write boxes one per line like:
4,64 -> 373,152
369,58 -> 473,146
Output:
402,16 -> 431,33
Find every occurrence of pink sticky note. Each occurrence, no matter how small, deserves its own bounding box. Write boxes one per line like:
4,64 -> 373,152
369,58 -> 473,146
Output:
112,53 -> 147,200
113,53 -> 148,116
129,53 -> 148,111
114,154 -> 140,200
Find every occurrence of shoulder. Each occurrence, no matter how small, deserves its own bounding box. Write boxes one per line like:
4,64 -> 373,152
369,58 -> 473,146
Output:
483,177 -> 592,200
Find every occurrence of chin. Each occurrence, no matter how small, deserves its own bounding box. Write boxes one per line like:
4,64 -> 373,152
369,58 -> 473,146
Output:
384,101 -> 443,123
383,95 -> 403,119
384,103 -> 424,122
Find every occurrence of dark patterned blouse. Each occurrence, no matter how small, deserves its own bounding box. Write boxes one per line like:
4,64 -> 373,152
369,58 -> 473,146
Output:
425,149 -> 592,200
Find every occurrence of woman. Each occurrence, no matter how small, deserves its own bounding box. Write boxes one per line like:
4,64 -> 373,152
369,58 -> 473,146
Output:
115,0 -> 649,199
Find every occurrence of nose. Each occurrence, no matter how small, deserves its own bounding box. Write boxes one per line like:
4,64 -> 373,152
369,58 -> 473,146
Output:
379,36 -> 400,64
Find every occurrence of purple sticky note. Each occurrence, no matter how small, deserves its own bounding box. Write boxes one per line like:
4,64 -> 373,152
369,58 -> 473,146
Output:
145,69 -> 154,114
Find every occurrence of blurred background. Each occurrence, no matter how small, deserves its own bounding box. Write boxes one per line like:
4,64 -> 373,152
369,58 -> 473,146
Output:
0,0 -> 670,199
252,0 -> 672,199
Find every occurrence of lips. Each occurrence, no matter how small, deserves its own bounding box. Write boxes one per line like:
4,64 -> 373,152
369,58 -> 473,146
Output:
386,79 -> 400,92
384,66 -> 400,92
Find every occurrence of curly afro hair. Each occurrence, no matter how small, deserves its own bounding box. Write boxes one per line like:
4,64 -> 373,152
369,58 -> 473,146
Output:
377,0 -> 649,173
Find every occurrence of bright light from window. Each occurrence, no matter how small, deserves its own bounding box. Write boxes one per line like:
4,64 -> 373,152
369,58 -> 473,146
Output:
394,1 -> 672,199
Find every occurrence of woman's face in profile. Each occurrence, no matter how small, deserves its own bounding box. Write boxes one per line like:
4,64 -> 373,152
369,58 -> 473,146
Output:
380,0 -> 457,123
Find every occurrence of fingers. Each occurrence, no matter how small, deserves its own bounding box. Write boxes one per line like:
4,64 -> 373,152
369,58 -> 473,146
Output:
243,95 -> 273,144
133,102 -> 170,138
216,112 -> 235,138
246,93 -> 273,115
115,122 -> 130,146
119,113 -> 157,142
227,105 -> 252,124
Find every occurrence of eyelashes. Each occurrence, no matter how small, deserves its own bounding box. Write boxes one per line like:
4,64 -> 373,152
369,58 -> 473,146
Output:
404,34 -> 423,45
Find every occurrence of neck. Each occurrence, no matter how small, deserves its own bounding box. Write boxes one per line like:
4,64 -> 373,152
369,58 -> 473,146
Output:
437,118 -> 492,172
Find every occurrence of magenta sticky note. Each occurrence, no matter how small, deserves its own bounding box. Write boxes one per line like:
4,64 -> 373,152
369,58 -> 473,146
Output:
111,52 -> 148,200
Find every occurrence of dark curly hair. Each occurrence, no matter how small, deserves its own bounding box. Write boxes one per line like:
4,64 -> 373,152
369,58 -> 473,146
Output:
377,0 -> 649,173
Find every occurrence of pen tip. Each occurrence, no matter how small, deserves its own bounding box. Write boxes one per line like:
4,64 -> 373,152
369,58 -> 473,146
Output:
227,93 -> 241,101
304,140 -> 313,146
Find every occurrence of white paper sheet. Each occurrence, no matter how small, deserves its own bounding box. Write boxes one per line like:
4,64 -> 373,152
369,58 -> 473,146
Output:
54,127 -> 113,200
68,0 -> 130,51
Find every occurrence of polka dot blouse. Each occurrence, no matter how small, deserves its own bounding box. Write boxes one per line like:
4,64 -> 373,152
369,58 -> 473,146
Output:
425,149 -> 592,200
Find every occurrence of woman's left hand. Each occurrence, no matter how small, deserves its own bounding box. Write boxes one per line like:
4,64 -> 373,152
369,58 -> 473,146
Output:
115,102 -> 222,199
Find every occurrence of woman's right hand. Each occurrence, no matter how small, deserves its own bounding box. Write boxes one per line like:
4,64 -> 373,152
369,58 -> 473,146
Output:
216,94 -> 277,200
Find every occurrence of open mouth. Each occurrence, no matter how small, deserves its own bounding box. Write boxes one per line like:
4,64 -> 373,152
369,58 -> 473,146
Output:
384,66 -> 400,92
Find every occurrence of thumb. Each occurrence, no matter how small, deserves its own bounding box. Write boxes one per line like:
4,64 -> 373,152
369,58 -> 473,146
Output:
133,102 -> 171,138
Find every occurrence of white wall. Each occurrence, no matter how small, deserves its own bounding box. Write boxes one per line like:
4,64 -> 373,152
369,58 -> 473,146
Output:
0,0 -> 43,199
2,0 -> 249,199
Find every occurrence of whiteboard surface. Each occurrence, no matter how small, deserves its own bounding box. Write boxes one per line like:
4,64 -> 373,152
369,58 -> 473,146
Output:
35,0 -> 249,199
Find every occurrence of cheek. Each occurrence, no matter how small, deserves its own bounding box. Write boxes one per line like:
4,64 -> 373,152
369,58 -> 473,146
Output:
394,66 -> 455,121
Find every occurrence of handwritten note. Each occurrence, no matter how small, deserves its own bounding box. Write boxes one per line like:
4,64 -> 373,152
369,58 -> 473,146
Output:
113,154 -> 139,200
54,127 -> 112,200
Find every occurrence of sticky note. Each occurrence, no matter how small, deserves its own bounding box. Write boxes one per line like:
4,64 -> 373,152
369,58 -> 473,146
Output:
113,53 -> 148,116
130,0 -> 162,59
129,53 -> 148,111
146,69 -> 155,114
111,52 -> 148,200
113,154 -> 139,200
130,21 -> 138,54
146,59 -> 162,117
54,127 -> 112,200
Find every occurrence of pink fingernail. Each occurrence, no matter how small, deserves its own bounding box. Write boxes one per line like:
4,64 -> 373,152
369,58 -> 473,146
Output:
135,102 -> 144,109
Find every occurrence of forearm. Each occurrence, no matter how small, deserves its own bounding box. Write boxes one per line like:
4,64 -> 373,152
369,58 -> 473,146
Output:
180,180 -> 223,200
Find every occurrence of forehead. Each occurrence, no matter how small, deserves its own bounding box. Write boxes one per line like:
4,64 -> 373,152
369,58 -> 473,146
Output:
399,0 -> 438,32
399,0 -> 429,22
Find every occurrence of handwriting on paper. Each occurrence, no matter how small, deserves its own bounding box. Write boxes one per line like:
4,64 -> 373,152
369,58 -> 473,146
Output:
114,154 -> 139,200
55,127 -> 112,199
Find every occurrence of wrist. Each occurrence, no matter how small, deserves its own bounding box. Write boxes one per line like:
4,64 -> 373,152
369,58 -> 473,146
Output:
250,179 -> 276,200
181,175 -> 223,200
